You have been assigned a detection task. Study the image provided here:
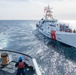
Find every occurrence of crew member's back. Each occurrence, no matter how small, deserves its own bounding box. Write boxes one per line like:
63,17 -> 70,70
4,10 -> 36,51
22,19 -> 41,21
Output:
15,56 -> 28,75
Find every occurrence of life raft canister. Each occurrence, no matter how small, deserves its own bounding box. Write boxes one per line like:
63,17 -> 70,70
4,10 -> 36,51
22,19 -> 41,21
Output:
51,30 -> 56,40
18,62 -> 25,69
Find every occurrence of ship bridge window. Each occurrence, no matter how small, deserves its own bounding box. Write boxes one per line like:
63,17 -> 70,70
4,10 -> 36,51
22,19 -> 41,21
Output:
42,20 -> 56,24
45,20 -> 55,22
41,18 -> 43,20
42,21 -> 45,24
50,20 -> 56,22
51,21 -> 55,22
57,24 -> 59,26
50,24 -> 56,27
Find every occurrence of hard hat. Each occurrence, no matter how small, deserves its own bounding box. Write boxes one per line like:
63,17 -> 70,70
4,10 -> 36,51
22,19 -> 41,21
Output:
19,56 -> 23,60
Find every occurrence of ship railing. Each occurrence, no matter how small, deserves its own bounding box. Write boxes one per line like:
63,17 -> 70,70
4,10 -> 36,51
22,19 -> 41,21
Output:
60,24 -> 76,33
60,27 -> 76,33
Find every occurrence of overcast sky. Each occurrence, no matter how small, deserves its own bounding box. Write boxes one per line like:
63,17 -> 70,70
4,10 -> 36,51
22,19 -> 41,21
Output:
0,0 -> 76,20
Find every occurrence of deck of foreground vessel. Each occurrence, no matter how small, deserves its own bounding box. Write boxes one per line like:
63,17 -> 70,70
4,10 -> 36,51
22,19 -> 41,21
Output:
0,50 -> 36,75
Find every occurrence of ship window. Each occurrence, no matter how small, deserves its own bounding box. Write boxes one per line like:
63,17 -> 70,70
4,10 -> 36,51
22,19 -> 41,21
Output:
42,21 -> 45,24
50,24 -> 56,27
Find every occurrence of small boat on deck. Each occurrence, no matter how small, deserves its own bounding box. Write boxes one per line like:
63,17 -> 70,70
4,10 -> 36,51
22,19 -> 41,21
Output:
0,49 -> 41,75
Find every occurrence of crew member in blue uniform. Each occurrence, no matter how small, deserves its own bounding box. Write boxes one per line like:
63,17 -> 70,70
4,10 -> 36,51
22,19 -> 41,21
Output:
15,56 -> 28,75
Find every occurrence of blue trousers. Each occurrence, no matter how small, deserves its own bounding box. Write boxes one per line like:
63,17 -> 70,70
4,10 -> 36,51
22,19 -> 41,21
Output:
16,69 -> 25,75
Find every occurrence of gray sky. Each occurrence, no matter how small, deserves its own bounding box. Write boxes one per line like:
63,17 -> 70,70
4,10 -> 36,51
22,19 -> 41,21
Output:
0,0 -> 76,20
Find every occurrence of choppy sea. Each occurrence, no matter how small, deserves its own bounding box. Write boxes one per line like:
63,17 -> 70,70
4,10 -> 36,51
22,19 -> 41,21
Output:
0,20 -> 76,75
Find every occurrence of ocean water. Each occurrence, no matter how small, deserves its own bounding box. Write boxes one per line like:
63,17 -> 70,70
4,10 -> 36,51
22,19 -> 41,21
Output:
0,20 -> 76,75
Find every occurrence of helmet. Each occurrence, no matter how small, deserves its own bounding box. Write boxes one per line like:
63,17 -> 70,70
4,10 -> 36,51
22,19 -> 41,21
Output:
19,56 -> 23,60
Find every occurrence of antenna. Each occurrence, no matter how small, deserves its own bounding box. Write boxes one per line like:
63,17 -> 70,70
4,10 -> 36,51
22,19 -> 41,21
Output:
44,5 -> 54,19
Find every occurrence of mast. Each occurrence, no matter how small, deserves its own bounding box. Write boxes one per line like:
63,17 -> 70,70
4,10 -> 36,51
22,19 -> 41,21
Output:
44,5 -> 54,20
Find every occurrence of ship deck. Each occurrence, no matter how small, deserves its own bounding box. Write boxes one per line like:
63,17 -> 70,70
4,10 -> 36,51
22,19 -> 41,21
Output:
0,50 -> 36,75
0,67 -> 35,75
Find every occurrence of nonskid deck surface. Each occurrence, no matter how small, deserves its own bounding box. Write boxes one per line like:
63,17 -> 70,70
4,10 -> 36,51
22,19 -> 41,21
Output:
0,50 -> 36,75
0,68 -> 35,75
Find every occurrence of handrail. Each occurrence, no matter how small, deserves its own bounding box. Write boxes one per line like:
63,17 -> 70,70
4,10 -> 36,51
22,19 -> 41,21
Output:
0,49 -> 32,59
33,59 -> 42,75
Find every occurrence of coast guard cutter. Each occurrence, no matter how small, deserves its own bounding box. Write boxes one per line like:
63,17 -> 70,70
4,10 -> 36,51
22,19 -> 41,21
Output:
36,5 -> 76,48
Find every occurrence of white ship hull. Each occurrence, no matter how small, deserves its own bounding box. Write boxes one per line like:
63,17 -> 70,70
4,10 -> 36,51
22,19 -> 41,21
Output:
56,32 -> 76,48
37,27 -> 76,48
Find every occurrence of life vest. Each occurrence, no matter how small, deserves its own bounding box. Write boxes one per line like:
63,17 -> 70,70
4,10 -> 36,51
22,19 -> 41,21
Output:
18,62 -> 25,69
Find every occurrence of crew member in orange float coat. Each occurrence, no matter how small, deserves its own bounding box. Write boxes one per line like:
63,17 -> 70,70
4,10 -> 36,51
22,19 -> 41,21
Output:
15,56 -> 28,75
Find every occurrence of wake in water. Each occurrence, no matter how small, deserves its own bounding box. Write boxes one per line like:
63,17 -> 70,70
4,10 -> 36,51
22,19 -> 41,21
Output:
0,32 -> 8,49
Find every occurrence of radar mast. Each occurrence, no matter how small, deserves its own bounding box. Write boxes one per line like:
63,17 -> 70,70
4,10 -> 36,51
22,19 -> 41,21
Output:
44,5 -> 54,20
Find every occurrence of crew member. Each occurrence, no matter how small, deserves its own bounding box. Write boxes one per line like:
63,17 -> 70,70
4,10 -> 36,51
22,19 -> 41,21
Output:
15,56 -> 28,75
